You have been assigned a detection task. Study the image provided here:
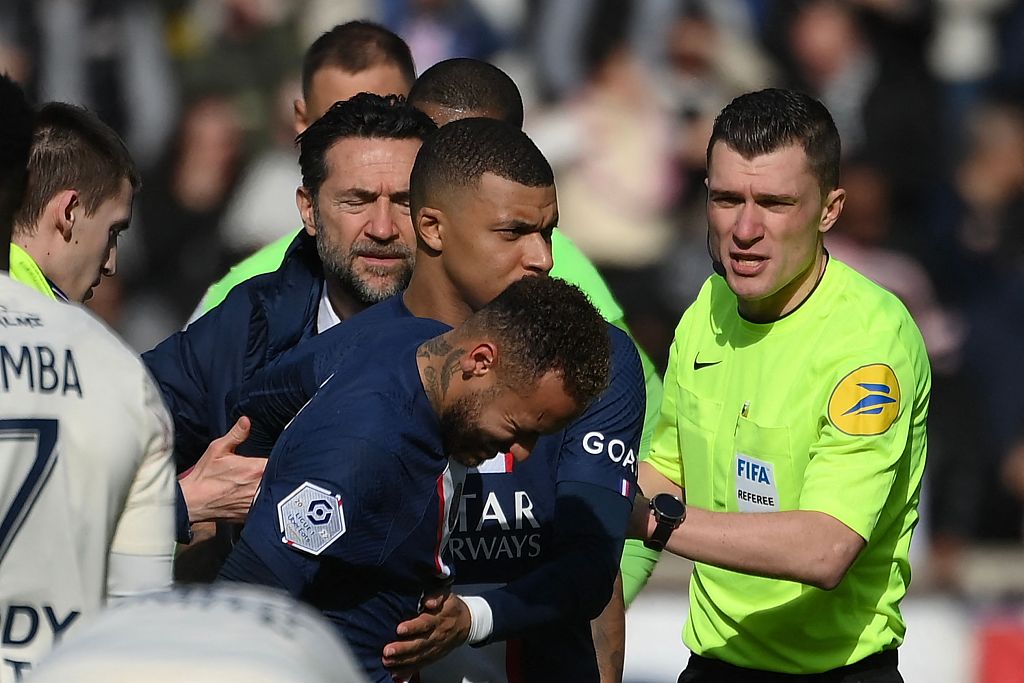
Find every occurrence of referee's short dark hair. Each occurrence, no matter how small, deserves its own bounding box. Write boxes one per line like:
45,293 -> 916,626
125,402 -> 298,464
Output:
13,102 -> 139,237
708,88 -> 841,192
462,275 -> 611,408
410,117 -> 552,219
408,58 -> 524,129
297,93 -> 436,198
302,21 -> 416,101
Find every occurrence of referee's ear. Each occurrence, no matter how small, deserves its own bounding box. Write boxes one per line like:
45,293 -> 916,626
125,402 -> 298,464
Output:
818,187 -> 846,234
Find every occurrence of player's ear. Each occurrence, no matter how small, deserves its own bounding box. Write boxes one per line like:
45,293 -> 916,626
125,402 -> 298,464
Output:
293,98 -> 309,136
461,341 -> 496,378
54,190 -> 80,241
417,206 -> 445,252
297,187 -> 316,237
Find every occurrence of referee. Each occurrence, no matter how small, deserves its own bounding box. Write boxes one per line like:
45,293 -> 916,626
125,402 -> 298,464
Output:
632,89 -> 928,682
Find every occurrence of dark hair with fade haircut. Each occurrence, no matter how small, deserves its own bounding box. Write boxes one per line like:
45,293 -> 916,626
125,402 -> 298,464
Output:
0,73 -> 34,253
408,58 -> 524,129
12,102 -> 140,237
462,276 -> 611,407
707,88 -> 841,192
297,92 -> 436,198
410,117 -> 553,219
302,21 -> 416,101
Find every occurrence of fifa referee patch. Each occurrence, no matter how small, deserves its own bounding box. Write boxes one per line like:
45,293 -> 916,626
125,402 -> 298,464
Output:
278,482 -> 346,555
827,364 -> 900,436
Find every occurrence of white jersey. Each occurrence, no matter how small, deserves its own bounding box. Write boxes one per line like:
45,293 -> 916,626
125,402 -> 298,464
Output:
0,276 -> 175,680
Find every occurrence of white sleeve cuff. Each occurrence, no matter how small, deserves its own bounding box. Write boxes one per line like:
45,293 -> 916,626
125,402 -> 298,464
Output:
460,595 -> 494,645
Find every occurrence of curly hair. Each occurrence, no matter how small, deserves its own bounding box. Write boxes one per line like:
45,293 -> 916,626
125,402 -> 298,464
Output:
462,276 -> 611,408
297,92 -> 436,199
409,58 -> 523,129
708,88 -> 841,192
410,117 -> 552,219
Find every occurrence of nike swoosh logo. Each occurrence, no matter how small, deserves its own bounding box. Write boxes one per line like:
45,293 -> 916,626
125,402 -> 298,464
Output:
693,358 -> 722,370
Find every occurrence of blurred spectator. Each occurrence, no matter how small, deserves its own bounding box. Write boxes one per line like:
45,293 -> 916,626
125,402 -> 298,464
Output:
4,0 -> 178,169
530,1 -> 679,362
779,0 -> 941,246
957,98 -> 1024,542
128,93 -> 246,334
380,0 -> 504,68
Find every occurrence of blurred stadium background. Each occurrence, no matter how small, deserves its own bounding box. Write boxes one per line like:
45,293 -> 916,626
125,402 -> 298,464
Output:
3,1 -> 1024,679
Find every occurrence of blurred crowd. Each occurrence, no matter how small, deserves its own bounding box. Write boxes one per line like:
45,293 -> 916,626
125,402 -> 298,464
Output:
2,0 -> 1023,588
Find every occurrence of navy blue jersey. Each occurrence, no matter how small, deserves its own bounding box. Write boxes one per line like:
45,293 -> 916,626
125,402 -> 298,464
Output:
220,317 -> 463,683
230,292 -> 644,682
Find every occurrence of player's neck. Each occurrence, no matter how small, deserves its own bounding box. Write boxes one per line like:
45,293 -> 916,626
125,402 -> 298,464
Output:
403,267 -> 474,327
415,330 -> 464,416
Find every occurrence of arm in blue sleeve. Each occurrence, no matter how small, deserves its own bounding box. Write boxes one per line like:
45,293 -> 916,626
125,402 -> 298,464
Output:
480,482 -> 630,641
143,292 -> 254,472
227,323 -> 363,455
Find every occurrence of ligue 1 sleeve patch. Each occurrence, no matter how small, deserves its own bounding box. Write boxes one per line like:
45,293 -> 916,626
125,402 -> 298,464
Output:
277,482 -> 346,555
827,364 -> 900,436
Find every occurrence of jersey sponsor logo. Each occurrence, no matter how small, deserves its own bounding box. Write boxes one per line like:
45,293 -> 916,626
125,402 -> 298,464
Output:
827,364 -> 900,436
449,489 -> 542,562
278,482 -> 345,555
0,306 -> 42,329
582,431 -> 637,474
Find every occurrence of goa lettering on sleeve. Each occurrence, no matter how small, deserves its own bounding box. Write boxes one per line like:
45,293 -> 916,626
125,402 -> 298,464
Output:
582,431 -> 638,476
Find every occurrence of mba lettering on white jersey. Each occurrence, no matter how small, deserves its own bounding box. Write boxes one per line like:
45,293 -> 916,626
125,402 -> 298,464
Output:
0,277 -> 176,680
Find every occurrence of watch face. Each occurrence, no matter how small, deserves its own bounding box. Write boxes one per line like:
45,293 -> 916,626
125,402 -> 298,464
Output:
653,493 -> 686,520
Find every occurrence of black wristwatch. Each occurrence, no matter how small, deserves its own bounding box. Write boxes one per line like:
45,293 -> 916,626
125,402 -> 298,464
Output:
645,493 -> 686,551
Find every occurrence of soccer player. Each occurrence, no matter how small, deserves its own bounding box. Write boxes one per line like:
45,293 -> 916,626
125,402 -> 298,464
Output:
9,102 -> 138,303
5,100 -> 263,546
219,276 -> 612,683
632,89 -> 929,681
0,74 -> 176,677
230,117 -> 644,683
193,20 -> 416,317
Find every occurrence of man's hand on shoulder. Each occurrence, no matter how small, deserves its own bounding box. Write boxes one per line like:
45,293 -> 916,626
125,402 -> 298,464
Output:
179,416 -> 266,524
383,589 -> 472,678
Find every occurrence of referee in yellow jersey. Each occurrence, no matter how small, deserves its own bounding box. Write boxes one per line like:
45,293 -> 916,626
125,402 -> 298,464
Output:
631,88 -> 929,682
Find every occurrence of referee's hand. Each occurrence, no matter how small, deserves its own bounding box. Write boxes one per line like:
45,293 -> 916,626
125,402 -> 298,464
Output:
383,590 -> 471,677
179,416 -> 266,524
